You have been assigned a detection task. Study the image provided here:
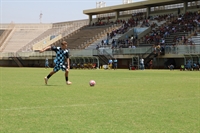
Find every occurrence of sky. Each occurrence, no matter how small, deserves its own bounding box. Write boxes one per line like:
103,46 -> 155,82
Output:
0,0 -> 143,24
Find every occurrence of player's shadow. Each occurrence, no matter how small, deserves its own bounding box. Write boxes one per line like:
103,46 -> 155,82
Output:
32,84 -> 59,86
44,85 -> 59,86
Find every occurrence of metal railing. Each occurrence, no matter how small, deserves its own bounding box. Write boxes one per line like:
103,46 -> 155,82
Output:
1,45 -> 200,59
0,23 -> 52,30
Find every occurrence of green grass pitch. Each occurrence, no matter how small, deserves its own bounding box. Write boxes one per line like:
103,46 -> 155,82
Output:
0,67 -> 199,133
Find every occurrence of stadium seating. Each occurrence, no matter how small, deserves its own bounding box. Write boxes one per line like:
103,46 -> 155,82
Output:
18,28 -> 56,52
56,25 -> 114,49
20,21 -> 89,51
2,29 -> 47,52
190,32 -> 200,45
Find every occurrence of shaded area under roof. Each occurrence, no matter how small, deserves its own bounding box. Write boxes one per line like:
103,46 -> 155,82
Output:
83,0 -> 195,15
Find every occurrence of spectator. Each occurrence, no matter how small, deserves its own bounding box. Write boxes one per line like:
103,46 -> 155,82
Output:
140,57 -> 144,70
149,60 -> 153,69
108,58 -> 113,70
101,40 -> 104,46
113,58 -> 118,70
45,57 -> 49,69
112,39 -> 115,48
185,59 -> 192,70
180,65 -> 185,71
96,44 -> 100,50
168,64 -> 174,70
194,31 -> 197,36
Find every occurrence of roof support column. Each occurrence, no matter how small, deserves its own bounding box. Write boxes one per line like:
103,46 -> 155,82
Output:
183,1 -> 188,14
115,11 -> 119,20
89,14 -> 92,25
146,6 -> 150,18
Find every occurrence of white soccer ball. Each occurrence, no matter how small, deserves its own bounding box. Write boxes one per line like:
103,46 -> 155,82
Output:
89,80 -> 96,87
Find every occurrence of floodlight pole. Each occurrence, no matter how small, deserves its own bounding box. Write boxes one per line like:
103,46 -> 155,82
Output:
123,0 -> 132,4
96,1 -> 106,18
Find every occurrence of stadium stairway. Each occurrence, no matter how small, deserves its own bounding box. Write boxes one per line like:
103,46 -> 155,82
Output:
0,28 -> 15,52
7,53 -> 24,67
191,32 -> 200,45
141,47 -> 157,68
96,48 -> 113,64
0,29 -> 11,49
164,32 -> 188,45
0,30 -> 5,36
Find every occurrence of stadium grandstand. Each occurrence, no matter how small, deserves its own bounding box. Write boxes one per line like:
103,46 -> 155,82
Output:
0,0 -> 200,70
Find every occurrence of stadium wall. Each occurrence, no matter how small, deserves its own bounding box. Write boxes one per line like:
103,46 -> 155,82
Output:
0,57 -> 187,69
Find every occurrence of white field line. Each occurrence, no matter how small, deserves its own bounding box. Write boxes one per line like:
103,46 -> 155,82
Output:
1,97 -> 200,111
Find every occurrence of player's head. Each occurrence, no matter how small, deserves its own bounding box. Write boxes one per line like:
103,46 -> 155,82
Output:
61,41 -> 67,49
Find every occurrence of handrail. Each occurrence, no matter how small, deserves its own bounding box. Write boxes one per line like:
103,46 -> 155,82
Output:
103,49 -> 113,59
142,47 -> 154,58
32,34 -> 62,50
1,45 -> 200,58
0,23 -> 52,29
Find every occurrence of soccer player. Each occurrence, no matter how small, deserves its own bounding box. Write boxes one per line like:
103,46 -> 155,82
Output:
108,58 -> 113,70
113,58 -> 117,70
140,57 -> 144,70
45,57 -> 49,69
39,41 -> 72,85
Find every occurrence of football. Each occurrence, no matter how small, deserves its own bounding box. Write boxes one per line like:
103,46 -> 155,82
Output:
89,80 -> 96,86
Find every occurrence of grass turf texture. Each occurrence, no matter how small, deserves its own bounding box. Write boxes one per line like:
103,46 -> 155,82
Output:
0,67 -> 199,133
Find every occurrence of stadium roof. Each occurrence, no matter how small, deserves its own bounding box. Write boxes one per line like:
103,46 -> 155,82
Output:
83,0 -> 194,15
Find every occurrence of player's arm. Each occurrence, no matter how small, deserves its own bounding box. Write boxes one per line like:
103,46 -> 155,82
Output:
39,46 -> 51,53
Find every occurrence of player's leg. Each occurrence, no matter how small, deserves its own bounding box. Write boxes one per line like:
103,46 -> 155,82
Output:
65,69 -> 72,85
62,64 -> 72,85
44,66 -> 58,85
114,63 -> 117,70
